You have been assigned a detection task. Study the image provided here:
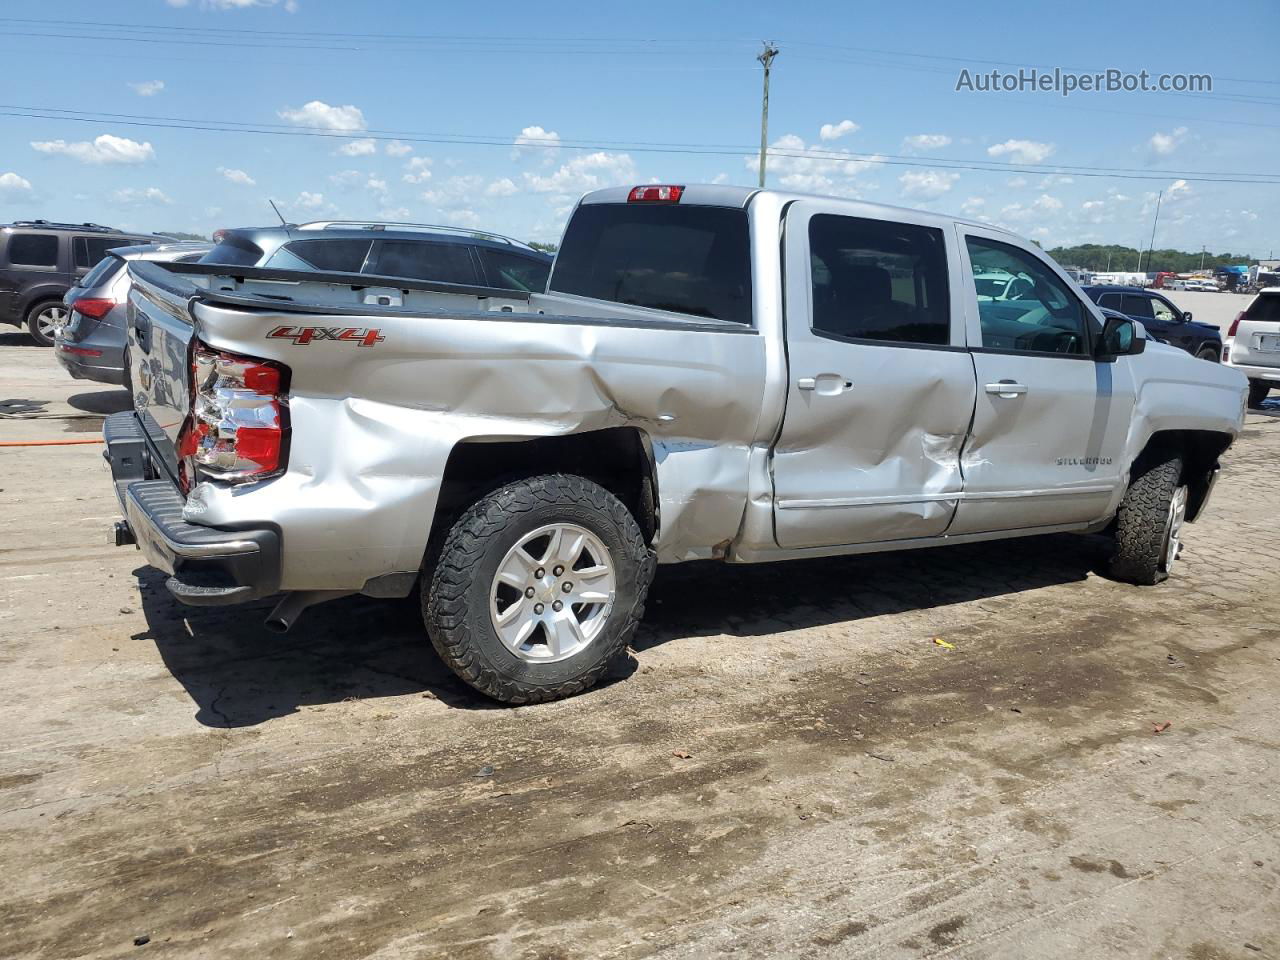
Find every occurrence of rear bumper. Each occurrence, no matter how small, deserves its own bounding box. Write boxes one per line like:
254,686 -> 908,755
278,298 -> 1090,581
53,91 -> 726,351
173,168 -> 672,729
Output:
104,411 -> 280,605
54,330 -> 126,385
1224,345 -> 1280,381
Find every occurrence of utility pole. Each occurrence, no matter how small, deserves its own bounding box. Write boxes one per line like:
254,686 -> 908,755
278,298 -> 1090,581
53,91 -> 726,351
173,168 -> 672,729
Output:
1200,245 -> 1206,271
756,42 -> 779,188
1139,189 -> 1163,276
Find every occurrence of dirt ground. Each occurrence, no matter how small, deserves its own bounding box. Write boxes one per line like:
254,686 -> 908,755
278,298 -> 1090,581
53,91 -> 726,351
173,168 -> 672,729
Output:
1,330 -> 1278,960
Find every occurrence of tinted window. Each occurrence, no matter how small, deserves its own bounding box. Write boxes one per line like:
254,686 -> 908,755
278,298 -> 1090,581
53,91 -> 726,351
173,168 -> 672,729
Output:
809,214 -> 950,345
201,234 -> 264,266
373,240 -> 477,285
7,234 -> 58,267
965,237 -> 1090,355
480,249 -> 551,292
74,237 -> 134,269
1097,292 -> 1122,309
1120,294 -> 1155,320
551,204 -> 752,325
80,255 -> 124,290
278,239 -> 372,274
1246,294 -> 1280,324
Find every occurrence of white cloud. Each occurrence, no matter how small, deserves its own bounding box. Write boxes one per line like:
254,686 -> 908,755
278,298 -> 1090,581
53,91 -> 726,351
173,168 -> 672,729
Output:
366,177 -> 388,195
378,206 -> 411,221
421,175 -> 486,209
166,0 -> 298,9
336,138 -> 377,157
217,166 -> 256,186
402,156 -> 433,184
129,80 -> 165,97
1149,126 -> 1188,156
1082,200 -> 1105,210
442,209 -> 481,228
294,191 -> 328,210
898,170 -> 959,199
385,140 -> 413,157
1006,176 -> 1028,189
986,139 -> 1055,164
112,187 -> 172,206
746,133 -> 884,196
902,134 -> 951,151
1166,179 -> 1192,201
31,134 -> 155,165
514,125 -> 562,161
278,100 -> 366,132
524,151 -> 637,195
960,196 -> 985,215
485,177 -> 518,197
0,172 -> 33,195
819,120 -> 859,142
997,193 -> 1064,224
329,169 -> 363,188
711,172 -> 729,184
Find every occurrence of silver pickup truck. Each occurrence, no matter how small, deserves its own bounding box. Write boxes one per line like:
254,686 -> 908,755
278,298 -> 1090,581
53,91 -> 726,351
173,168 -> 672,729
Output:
105,184 -> 1247,703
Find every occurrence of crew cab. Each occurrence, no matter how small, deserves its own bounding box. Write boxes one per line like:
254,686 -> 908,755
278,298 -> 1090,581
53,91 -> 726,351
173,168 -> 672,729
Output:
105,184 -> 1248,703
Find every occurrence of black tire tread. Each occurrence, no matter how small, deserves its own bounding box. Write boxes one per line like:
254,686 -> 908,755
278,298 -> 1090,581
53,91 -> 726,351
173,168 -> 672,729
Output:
1109,451 -> 1182,585
424,473 -> 654,704
1248,380 -> 1271,409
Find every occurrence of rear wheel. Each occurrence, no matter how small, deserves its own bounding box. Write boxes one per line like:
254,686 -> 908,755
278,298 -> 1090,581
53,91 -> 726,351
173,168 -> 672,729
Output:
1109,450 -> 1186,585
1248,380 -> 1272,409
424,474 -> 654,704
1195,344 -> 1220,363
25,301 -> 67,347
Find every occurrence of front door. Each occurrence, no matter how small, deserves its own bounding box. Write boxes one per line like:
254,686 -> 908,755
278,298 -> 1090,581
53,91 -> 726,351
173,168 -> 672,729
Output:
771,202 -> 977,549
949,227 -> 1134,535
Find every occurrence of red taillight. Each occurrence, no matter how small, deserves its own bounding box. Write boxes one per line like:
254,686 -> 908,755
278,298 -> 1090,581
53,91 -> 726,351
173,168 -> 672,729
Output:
628,184 -> 684,203
1227,311 -> 1245,338
177,342 -> 289,492
72,297 -> 116,320
58,344 -> 104,357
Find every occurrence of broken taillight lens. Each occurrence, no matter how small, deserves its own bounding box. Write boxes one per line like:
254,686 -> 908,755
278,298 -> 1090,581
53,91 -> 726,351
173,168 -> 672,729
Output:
177,342 -> 289,491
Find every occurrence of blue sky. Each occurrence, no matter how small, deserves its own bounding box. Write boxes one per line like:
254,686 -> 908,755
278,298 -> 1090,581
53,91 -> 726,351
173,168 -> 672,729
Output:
0,0 -> 1276,254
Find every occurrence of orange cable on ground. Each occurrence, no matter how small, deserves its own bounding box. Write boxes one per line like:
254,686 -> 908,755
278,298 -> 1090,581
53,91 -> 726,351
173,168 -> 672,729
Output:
0,437 -> 106,447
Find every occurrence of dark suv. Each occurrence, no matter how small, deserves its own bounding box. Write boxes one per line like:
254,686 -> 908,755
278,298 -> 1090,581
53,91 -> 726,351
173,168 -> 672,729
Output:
1081,285 -> 1222,361
201,220 -> 553,293
1,220 -> 168,345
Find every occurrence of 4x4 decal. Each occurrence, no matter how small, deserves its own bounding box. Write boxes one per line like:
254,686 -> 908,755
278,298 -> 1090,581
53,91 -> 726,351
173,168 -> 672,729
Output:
267,325 -> 385,347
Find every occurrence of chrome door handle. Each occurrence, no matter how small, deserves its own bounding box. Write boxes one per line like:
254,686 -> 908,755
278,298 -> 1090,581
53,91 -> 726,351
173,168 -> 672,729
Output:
797,374 -> 853,395
985,380 -> 1028,398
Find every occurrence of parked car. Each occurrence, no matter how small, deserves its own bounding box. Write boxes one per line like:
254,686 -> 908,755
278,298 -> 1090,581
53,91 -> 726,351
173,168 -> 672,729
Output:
105,183 -> 1246,703
1081,285 -> 1222,361
0,220 -> 168,345
201,220 -> 553,293
1224,288 -> 1280,408
972,270 -> 1034,301
1185,279 -> 1219,293
56,242 -> 211,386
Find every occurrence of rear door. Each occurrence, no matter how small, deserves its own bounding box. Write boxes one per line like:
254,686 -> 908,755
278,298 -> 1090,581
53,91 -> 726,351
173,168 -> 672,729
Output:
367,240 -> 480,285
770,202 -> 977,549
126,263 -> 198,482
949,227 -> 1133,535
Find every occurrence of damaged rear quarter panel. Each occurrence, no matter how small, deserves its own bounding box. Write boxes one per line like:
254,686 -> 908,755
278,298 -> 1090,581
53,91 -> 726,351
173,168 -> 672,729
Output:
188,301 -> 766,589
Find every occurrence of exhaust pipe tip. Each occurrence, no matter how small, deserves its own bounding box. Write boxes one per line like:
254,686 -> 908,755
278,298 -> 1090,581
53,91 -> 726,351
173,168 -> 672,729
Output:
264,589 -> 353,635
264,615 -> 291,634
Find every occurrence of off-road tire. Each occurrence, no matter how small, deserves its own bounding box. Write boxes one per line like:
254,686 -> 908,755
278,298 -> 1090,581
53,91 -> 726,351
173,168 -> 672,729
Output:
424,474 -> 655,704
1109,451 -> 1184,585
1248,379 -> 1271,409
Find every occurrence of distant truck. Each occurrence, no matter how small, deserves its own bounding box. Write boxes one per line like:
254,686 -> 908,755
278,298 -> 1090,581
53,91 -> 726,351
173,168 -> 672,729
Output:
104,184 -> 1247,702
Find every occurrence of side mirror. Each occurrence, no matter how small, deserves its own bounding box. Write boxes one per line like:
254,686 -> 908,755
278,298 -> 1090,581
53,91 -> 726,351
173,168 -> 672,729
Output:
1097,315 -> 1146,360
1182,311 -> 1193,322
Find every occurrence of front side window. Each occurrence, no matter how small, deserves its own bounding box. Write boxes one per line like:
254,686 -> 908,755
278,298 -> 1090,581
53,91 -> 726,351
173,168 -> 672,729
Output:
808,214 -> 950,345
1150,298 -> 1178,323
1120,294 -> 1155,320
372,240 -> 478,285
7,233 -> 58,267
965,237 -> 1090,355
74,237 -> 134,269
480,249 -> 551,292
550,203 -> 752,325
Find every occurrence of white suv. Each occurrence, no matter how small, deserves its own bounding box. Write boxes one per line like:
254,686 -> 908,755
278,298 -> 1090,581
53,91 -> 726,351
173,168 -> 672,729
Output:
1225,288 -> 1280,407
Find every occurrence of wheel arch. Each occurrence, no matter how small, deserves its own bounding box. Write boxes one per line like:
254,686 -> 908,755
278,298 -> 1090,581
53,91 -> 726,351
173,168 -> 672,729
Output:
1135,428 -> 1232,522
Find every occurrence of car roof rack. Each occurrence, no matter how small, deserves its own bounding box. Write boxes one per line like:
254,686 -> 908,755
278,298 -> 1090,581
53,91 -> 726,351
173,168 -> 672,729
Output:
6,219 -> 126,234
295,220 -> 533,251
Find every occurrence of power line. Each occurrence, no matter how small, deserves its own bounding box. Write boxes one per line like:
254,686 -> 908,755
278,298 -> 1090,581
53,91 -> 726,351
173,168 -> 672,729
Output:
4,105 -> 1278,185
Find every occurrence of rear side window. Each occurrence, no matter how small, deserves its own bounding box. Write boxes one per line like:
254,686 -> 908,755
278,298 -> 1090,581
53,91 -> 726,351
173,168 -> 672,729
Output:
7,234 -> 58,267
73,236 -> 134,269
373,240 -> 478,285
1097,292 -> 1122,309
1246,294 -> 1280,324
480,249 -> 551,292
808,214 -> 950,345
273,239 -> 372,274
550,204 -> 752,325
202,234 -> 265,267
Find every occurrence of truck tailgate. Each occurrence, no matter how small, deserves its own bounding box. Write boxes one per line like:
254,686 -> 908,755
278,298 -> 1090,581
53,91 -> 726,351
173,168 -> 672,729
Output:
126,261 -> 199,484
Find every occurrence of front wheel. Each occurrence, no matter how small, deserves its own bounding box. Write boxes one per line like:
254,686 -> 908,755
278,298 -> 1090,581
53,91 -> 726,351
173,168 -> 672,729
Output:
25,302 -> 67,347
1248,380 -> 1272,409
424,474 -> 654,704
1109,450 -> 1186,585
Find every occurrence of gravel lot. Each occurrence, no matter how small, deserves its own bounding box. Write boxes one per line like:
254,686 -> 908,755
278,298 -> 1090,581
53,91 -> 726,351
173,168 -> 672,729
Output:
1,330 -> 1277,960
